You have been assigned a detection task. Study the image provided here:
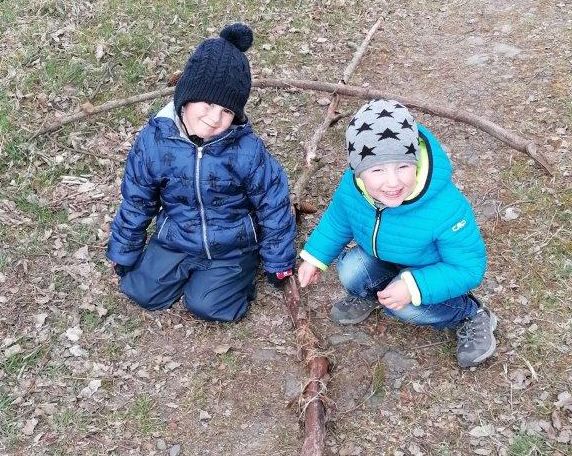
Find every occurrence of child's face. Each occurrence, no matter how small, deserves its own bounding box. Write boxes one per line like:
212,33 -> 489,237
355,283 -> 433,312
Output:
181,102 -> 234,140
360,162 -> 417,207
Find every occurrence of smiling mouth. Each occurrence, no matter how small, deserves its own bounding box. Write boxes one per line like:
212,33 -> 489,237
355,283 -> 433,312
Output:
382,189 -> 403,197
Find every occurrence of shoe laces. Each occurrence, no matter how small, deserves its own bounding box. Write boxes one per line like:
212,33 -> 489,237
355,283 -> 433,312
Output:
456,312 -> 488,346
342,296 -> 376,311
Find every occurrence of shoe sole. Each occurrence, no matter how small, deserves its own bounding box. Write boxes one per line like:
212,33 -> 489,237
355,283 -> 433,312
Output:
332,306 -> 380,325
458,312 -> 498,368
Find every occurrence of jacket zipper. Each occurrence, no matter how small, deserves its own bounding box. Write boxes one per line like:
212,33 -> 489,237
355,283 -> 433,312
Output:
157,216 -> 169,240
193,131 -> 233,259
371,208 -> 383,258
248,214 -> 258,243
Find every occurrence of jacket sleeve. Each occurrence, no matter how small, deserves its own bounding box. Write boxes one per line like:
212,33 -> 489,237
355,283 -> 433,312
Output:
246,139 -> 296,273
410,204 -> 487,304
106,130 -> 161,266
301,178 -> 354,268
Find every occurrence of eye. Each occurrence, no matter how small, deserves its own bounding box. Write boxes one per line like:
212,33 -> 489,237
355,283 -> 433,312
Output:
223,108 -> 234,115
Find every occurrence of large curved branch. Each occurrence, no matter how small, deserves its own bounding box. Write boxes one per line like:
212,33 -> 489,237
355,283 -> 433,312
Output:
33,79 -> 551,175
255,78 -> 552,175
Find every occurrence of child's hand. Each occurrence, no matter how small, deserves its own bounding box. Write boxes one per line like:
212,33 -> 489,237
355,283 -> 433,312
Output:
265,269 -> 293,289
298,261 -> 321,288
377,279 -> 411,310
111,262 -> 133,278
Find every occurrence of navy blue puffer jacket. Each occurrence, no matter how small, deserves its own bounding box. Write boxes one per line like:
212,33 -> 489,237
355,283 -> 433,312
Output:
107,102 -> 296,273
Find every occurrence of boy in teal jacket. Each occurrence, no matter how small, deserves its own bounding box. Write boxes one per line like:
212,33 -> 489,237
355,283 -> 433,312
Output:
298,99 -> 497,368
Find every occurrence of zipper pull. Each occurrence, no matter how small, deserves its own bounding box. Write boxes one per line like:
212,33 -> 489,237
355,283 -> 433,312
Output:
197,146 -> 203,158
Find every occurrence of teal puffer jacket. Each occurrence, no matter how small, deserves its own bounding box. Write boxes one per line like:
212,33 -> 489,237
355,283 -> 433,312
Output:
302,124 -> 486,304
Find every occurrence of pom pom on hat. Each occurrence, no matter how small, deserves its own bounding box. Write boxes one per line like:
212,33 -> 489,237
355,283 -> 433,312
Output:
220,23 -> 253,52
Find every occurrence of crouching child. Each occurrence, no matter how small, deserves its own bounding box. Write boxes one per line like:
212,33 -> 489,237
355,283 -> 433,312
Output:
297,99 -> 497,368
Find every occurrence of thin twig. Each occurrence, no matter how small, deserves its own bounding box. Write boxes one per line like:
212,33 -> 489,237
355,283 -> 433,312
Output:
33,86 -> 174,138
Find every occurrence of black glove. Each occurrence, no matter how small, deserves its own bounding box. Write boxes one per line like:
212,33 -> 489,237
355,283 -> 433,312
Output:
265,269 -> 293,289
113,263 -> 134,277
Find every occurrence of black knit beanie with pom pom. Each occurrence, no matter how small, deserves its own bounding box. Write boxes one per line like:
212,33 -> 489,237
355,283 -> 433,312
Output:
174,23 -> 254,120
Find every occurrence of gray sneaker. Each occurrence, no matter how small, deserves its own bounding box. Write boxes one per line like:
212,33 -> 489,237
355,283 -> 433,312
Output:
456,307 -> 498,368
331,295 -> 380,325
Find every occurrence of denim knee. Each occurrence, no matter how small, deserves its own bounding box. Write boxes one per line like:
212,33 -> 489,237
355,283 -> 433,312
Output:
383,295 -> 478,330
337,246 -> 398,298
337,248 -> 370,296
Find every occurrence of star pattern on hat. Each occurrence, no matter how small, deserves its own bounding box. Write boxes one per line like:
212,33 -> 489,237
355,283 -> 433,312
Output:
356,122 -> 373,135
363,105 -> 373,112
376,128 -> 400,140
376,109 -> 393,119
405,143 -> 417,155
394,103 -> 405,109
347,141 -> 355,154
359,144 -> 376,159
348,117 -> 357,127
400,118 -> 414,130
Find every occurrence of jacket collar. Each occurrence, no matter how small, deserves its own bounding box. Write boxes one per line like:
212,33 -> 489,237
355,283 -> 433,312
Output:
151,101 -> 251,146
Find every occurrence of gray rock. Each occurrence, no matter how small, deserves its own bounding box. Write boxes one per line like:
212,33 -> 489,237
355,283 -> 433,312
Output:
382,350 -> 419,385
492,43 -> 522,58
466,54 -> 490,65
251,348 -> 279,362
169,444 -> 181,456
328,331 -> 373,347
283,372 -> 301,402
156,439 -> 167,451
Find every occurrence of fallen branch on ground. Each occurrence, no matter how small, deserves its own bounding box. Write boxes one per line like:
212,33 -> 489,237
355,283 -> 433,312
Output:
282,277 -> 331,456
284,18 -> 384,456
33,83 -> 552,176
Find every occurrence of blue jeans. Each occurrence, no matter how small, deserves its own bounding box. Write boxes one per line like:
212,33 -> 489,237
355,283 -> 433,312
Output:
120,237 -> 257,322
336,246 -> 477,329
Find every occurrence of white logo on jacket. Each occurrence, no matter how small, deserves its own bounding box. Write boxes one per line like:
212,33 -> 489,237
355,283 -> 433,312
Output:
452,219 -> 467,232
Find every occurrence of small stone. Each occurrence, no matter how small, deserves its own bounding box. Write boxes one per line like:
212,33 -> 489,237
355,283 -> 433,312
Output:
22,418 -> 38,436
169,444 -> 181,456
156,439 -> 167,450
4,344 -> 22,358
465,54 -> 489,65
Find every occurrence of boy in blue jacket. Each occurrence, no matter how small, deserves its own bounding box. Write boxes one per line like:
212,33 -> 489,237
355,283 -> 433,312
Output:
297,99 -> 497,368
107,24 -> 296,322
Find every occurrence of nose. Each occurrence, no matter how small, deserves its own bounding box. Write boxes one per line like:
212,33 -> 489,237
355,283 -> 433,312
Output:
206,106 -> 223,123
385,170 -> 400,187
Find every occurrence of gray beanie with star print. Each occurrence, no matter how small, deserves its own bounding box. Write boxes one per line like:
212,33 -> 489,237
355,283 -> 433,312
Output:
346,99 -> 419,176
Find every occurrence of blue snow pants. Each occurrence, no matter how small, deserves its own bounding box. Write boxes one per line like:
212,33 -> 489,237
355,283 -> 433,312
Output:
119,237 -> 258,322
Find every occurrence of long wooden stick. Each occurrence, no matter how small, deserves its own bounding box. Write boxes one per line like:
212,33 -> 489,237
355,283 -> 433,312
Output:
285,18 -> 385,456
33,79 -> 551,175
282,277 -> 330,456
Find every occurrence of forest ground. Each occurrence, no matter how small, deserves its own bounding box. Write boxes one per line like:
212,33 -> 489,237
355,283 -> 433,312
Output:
0,1 -> 571,455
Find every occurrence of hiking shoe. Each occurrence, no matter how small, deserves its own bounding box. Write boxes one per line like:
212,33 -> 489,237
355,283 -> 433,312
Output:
456,307 -> 498,368
331,295 -> 380,325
